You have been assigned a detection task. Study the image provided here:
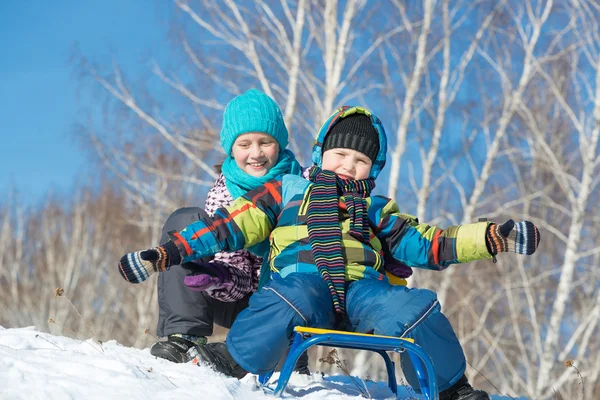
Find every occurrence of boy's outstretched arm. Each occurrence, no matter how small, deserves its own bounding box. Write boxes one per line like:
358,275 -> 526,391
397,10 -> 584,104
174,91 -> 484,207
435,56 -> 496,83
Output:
370,197 -> 540,271
118,179 -> 284,284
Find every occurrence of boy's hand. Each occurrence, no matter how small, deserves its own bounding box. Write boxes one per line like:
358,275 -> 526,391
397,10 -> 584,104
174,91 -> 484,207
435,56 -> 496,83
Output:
183,261 -> 233,292
118,241 -> 182,283
385,259 -> 413,279
486,219 -> 540,257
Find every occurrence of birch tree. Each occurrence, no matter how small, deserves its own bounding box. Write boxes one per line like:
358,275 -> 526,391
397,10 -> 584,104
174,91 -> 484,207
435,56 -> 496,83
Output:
530,3 -> 600,396
52,0 -> 600,396
0,185 -> 164,348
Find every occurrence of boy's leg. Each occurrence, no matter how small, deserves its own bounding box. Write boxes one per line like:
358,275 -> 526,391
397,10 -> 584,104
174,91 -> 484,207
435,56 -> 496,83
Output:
192,291 -> 310,376
214,291 -> 311,375
346,279 -> 465,393
226,273 -> 335,375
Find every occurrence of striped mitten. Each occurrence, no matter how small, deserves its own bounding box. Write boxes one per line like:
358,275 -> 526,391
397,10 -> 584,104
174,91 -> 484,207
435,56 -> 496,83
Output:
118,241 -> 182,284
486,219 -> 541,256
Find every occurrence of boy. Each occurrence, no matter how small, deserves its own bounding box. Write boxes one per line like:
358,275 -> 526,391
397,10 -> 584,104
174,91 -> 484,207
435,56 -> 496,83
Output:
119,106 -> 540,400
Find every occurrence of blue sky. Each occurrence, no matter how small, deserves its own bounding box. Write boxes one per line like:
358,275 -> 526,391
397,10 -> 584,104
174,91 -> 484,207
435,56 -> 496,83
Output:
0,1 -> 170,205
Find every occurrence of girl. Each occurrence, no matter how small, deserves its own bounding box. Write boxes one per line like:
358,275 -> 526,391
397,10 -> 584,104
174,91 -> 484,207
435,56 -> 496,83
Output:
151,89 -> 305,366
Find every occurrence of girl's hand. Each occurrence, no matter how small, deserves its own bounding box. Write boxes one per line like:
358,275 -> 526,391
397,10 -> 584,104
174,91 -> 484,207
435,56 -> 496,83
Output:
183,261 -> 234,292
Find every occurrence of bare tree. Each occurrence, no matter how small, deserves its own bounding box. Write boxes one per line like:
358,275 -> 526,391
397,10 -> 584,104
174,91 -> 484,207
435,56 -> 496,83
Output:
3,1 -> 595,397
0,184 -> 166,348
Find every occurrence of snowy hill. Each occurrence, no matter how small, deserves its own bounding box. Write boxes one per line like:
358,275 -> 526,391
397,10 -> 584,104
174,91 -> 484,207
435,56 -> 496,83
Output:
0,326 -> 520,399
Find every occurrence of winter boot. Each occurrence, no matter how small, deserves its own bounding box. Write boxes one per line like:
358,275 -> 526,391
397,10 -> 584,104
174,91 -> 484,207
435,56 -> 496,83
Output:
294,351 -> 310,375
439,375 -> 491,400
150,334 -> 207,363
275,343 -> 310,375
187,342 -> 248,379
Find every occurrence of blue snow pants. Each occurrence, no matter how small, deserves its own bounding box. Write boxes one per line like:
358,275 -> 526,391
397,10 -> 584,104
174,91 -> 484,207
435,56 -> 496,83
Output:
226,273 -> 466,392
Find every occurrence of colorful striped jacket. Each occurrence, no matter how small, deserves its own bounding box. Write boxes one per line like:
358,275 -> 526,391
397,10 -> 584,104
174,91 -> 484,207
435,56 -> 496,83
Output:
170,173 -> 492,283
202,168 -> 313,301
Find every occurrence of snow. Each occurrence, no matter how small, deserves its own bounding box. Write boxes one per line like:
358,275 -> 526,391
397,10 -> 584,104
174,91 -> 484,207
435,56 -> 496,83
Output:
0,326 -> 522,399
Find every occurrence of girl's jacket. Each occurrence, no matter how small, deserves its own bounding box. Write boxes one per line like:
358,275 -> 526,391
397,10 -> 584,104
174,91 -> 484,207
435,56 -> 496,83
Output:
171,107 -> 493,283
203,173 -> 262,302
203,168 -> 312,301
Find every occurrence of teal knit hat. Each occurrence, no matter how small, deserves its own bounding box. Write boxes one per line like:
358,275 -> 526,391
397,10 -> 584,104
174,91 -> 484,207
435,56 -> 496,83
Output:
220,89 -> 289,155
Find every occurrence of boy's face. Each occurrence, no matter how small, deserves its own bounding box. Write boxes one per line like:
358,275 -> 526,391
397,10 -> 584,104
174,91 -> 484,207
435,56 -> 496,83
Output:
321,148 -> 372,180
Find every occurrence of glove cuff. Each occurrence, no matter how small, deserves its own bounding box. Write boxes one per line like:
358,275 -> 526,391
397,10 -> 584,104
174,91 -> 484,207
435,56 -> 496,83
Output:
162,240 -> 182,269
486,223 -> 508,255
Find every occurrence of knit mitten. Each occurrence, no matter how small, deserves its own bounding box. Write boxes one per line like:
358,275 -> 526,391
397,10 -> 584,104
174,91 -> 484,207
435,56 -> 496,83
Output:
118,241 -> 182,284
486,219 -> 540,257
183,261 -> 234,292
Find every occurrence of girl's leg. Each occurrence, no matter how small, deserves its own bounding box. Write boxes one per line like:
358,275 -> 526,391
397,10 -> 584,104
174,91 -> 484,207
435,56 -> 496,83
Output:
346,279 -> 466,393
157,207 -> 216,338
212,294 -> 251,329
153,208 -> 223,362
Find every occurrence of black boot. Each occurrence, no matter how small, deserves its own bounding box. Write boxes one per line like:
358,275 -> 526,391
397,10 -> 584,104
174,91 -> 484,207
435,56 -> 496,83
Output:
439,375 -> 491,400
294,351 -> 310,375
150,335 -> 206,363
187,342 -> 248,379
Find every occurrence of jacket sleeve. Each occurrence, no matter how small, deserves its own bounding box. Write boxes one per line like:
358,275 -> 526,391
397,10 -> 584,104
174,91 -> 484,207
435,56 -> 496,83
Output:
370,196 -> 492,271
170,178 -> 283,264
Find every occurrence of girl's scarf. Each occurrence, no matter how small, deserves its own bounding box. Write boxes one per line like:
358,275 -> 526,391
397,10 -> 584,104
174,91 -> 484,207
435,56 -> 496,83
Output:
306,167 -> 375,316
221,149 -> 302,199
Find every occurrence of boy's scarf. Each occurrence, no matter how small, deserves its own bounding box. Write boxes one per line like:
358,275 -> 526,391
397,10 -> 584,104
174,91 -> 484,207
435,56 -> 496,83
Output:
221,149 -> 302,199
306,167 -> 375,315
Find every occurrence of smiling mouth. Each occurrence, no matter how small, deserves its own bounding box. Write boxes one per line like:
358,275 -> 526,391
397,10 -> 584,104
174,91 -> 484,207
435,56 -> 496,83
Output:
337,173 -> 353,180
248,162 -> 267,168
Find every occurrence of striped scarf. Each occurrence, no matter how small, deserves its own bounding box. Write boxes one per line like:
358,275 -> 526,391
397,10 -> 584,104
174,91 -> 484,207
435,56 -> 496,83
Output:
307,167 -> 375,315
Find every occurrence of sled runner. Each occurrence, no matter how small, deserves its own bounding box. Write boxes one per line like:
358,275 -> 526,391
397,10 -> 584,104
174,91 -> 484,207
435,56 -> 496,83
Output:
259,326 -> 439,399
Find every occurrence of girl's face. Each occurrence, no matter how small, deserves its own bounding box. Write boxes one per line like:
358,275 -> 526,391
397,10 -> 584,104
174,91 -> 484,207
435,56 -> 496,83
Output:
231,132 -> 280,177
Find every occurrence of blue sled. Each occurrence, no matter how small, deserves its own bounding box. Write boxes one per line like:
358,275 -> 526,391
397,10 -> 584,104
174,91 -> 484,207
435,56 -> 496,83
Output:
259,327 -> 439,399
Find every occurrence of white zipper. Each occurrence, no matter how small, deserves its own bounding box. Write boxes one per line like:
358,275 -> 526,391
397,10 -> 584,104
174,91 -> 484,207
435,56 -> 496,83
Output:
263,287 -> 308,325
400,299 -> 439,338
